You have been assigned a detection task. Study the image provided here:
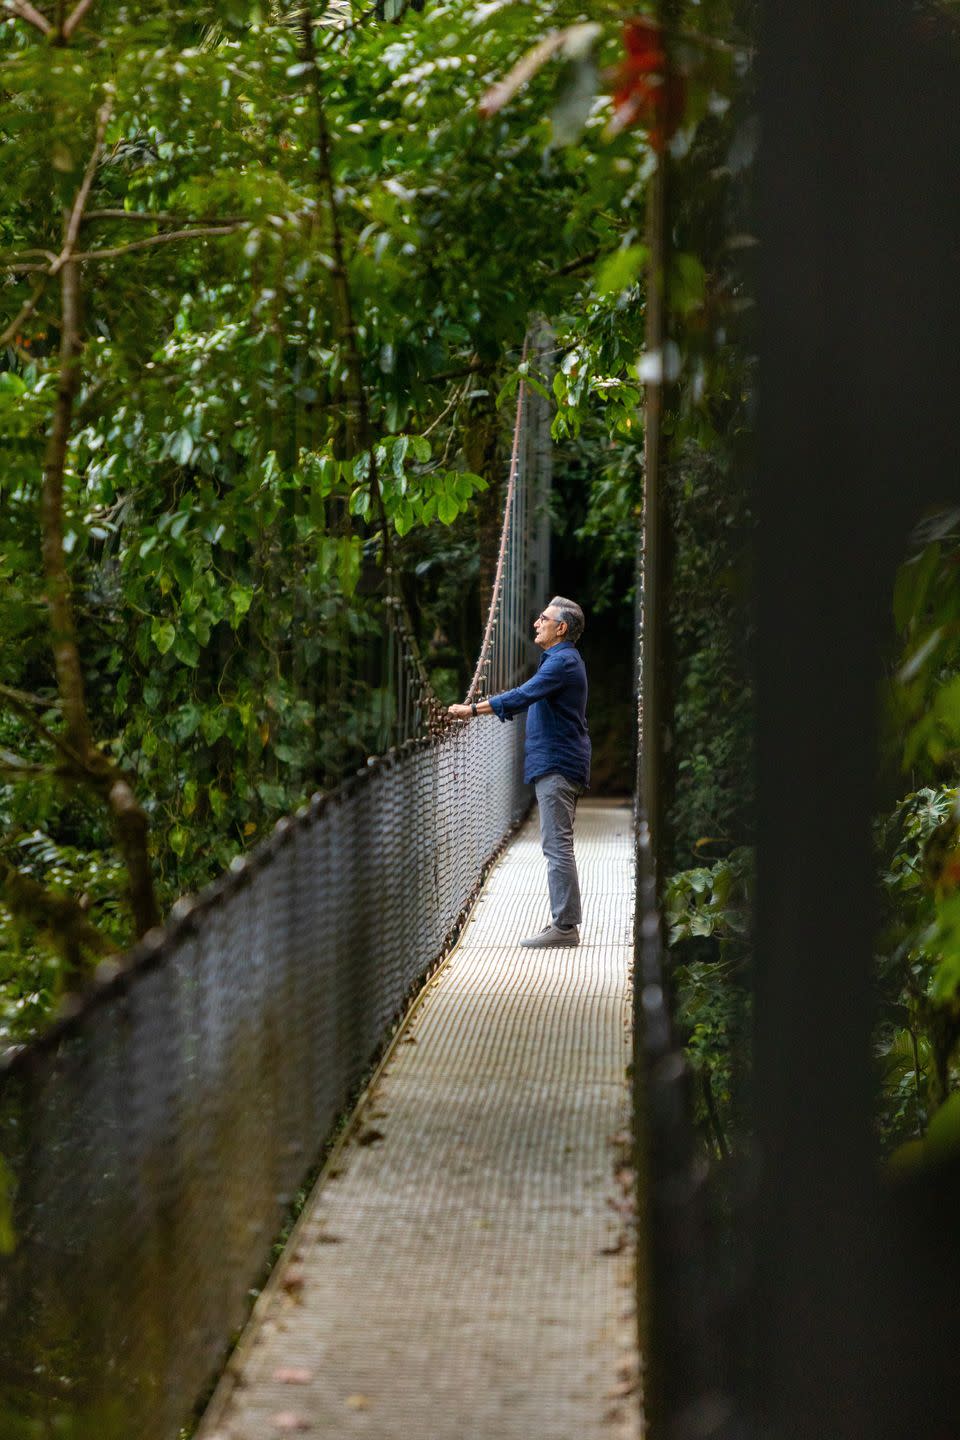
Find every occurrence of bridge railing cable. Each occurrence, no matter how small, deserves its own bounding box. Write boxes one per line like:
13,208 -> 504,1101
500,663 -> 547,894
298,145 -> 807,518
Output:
0,342 -> 551,1440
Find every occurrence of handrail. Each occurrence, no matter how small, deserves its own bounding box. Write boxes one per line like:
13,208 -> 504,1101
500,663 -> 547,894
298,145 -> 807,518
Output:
465,341 -> 529,704
0,329 -> 552,1440
0,343 -> 541,1081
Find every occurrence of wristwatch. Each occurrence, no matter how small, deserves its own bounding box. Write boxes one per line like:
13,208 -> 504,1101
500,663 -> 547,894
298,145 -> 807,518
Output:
471,702 -> 478,717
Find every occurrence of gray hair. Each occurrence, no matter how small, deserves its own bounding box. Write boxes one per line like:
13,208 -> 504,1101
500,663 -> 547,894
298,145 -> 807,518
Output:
549,595 -> 585,644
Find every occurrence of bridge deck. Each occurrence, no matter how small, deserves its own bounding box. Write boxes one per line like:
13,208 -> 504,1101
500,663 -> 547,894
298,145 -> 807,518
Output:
198,801 -> 640,1440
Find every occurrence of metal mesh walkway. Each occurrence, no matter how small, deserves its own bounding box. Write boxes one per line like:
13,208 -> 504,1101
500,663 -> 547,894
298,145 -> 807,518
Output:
198,801 -> 640,1440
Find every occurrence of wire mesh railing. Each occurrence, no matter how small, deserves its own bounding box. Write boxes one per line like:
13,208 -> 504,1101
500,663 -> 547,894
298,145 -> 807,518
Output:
0,347 -> 551,1440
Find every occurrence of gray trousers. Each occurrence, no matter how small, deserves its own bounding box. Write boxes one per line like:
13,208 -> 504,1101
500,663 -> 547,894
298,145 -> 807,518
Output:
534,771 -> 583,928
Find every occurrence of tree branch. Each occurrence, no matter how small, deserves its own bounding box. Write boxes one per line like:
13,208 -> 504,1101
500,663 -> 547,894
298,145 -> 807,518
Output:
545,247 -> 602,279
0,682 -> 59,710
70,223 -> 244,262
0,683 -> 88,772
0,687 -> 159,937
43,257 -> 93,758
40,257 -> 161,935
4,225 -> 247,273
0,856 -> 114,973
426,358 -> 493,384
104,773 -> 157,935
0,275 -> 50,348
4,248 -> 58,262
82,208 -> 252,225
0,749 -> 51,777
51,96 -> 112,275
61,0 -> 93,39
2,0 -> 53,34
421,377 -> 468,438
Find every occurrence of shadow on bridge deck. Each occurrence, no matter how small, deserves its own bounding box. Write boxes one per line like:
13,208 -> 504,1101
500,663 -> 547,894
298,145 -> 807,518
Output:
197,800 -> 640,1440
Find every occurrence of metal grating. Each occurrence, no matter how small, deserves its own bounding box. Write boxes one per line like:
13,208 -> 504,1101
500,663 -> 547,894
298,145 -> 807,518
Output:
0,352 -> 554,1439
198,802 -> 641,1440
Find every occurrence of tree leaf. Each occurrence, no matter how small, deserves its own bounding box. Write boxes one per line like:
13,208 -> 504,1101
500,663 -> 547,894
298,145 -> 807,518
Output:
596,245 -> 649,296
151,618 -> 176,655
437,492 -> 459,525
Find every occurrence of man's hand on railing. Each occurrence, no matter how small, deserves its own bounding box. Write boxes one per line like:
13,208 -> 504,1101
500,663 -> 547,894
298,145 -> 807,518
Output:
448,701 -> 493,720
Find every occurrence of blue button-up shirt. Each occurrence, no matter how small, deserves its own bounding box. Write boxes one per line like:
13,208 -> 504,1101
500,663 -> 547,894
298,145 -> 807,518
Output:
488,641 -> 591,787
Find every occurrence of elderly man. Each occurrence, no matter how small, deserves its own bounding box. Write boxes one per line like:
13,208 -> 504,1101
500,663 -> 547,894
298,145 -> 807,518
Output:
448,596 -> 590,948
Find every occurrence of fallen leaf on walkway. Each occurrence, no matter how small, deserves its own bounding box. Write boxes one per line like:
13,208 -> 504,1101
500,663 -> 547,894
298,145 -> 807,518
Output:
356,1127 -> 385,1146
271,1412 -> 311,1431
607,1195 -> 636,1218
273,1367 -> 312,1384
402,1034 -> 418,1044
599,1235 -> 626,1256
316,1231 -> 342,1244
281,1266 -> 306,1297
605,1377 -> 638,1398
346,1393 -> 370,1410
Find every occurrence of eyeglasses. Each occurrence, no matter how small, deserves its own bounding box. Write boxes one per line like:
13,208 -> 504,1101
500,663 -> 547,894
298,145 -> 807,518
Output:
536,611 -> 561,626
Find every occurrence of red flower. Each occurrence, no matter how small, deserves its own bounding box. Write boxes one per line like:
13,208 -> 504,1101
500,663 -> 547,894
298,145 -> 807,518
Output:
624,16 -> 666,70
610,17 -> 686,150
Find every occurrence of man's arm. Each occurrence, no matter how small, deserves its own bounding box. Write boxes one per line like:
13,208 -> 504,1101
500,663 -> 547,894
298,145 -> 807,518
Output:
448,699 -> 494,720
447,652 -> 566,722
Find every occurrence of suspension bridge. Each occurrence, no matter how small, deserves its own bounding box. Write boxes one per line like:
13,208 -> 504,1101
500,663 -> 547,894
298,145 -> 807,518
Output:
4,6 -> 960,1435
0,352 -> 645,1440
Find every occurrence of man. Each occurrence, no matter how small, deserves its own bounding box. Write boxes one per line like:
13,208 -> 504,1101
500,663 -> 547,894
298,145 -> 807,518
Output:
448,596 -> 590,948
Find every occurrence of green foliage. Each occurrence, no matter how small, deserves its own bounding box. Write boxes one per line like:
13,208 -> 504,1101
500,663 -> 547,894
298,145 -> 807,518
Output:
874,512 -> 960,1159
886,510 -> 960,775
667,446 -> 753,864
653,65 -> 756,1157
0,0 -> 658,1038
666,848 -> 753,1154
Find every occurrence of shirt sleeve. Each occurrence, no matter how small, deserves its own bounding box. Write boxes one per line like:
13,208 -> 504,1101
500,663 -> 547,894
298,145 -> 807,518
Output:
488,652 -> 566,721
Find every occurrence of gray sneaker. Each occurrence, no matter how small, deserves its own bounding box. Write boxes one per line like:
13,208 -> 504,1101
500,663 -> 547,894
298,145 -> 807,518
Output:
519,924 -> 580,949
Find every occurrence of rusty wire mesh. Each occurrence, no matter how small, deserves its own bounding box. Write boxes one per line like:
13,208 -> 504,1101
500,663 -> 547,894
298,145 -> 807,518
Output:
0,353 -> 551,1440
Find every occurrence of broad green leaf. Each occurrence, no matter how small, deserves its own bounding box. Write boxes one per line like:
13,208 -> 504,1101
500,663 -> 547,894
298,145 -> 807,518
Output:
338,537 -> 361,596
230,586 -> 254,621
201,709 -> 228,745
437,492 -> 459,525
596,244 -> 649,296
173,631 -> 201,667
933,674 -> 960,739
151,618 -> 176,655
391,434 -> 409,479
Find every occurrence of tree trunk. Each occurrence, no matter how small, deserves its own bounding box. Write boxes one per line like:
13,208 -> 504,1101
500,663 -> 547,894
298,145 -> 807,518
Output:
41,258 -> 91,757
39,252 -> 160,937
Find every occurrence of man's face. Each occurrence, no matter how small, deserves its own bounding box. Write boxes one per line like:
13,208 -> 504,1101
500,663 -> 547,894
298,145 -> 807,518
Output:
533,607 -> 566,650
